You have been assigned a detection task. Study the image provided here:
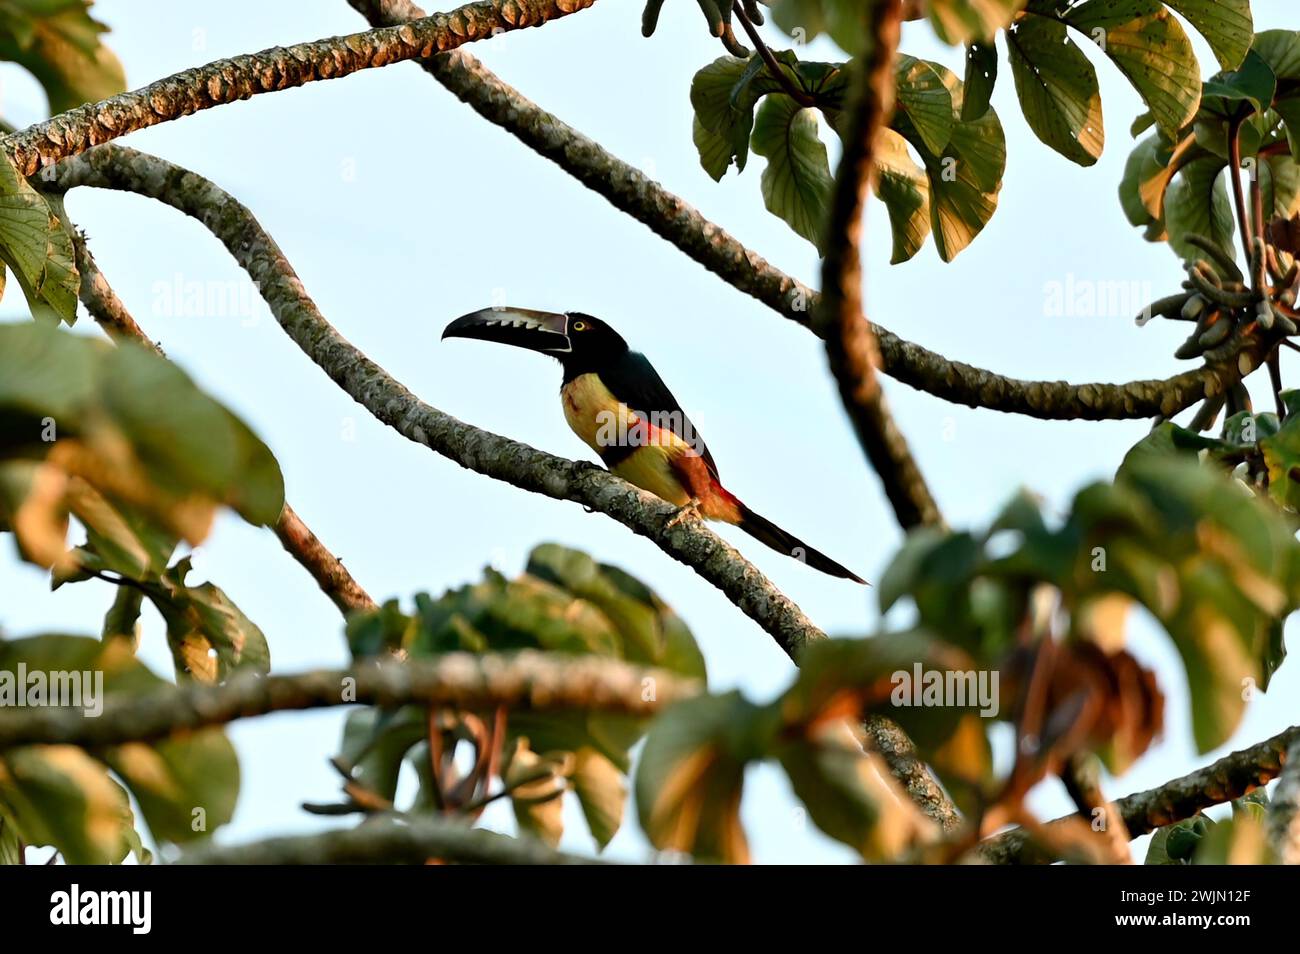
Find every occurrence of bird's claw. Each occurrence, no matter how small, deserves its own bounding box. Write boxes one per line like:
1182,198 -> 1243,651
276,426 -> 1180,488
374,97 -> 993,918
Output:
665,498 -> 702,531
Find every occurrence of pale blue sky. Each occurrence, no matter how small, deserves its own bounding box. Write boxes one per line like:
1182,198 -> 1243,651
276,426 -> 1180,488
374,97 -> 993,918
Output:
2,1 -> 1296,863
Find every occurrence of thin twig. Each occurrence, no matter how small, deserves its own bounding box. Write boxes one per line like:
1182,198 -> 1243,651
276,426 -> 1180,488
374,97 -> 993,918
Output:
732,1 -> 815,107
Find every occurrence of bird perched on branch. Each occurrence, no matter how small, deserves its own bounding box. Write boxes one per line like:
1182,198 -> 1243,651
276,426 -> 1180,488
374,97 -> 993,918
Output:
443,308 -> 865,583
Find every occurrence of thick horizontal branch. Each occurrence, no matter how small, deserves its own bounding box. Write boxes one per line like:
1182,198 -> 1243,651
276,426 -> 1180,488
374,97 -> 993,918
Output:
2,0 -> 596,177
0,651 -> 696,750
176,815 -> 607,864
68,230 -> 377,617
979,724 -> 1299,864
350,0 -> 1246,422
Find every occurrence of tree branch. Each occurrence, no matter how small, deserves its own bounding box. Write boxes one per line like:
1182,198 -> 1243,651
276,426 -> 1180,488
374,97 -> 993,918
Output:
51,143 -> 961,829
979,724 -> 1299,864
175,815 -> 608,864
68,231 -> 377,617
348,0 -> 1249,423
48,145 -> 825,662
816,0 -> 940,531
273,505 -> 379,615
1267,738 -> 1300,864
2,0 -> 597,177
0,651 -> 695,750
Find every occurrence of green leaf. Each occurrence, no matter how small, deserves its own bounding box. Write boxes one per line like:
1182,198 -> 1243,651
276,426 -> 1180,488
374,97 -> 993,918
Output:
142,557 -> 272,683
0,323 -> 285,571
1006,14 -> 1105,165
894,61 -> 1007,262
1164,156 -> 1234,263
0,633 -> 241,848
1162,0 -> 1254,71
1261,153 -> 1300,223
1035,0 -> 1201,141
928,0 -> 1026,46
751,95 -> 835,254
962,41 -> 999,121
502,740 -> 568,848
571,747 -> 626,850
690,55 -> 762,177
693,116 -> 734,182
0,745 -> 134,864
525,544 -> 706,679
896,54 -> 954,155
1253,30 -> 1300,85
635,691 -> 762,863
1201,50 -> 1277,119
770,0 -> 868,54
776,727 -> 932,860
872,128 -> 932,264
339,544 -> 704,842
1260,409 -> 1300,512
0,151 -> 78,323
1118,135 -> 1169,239
0,0 -> 125,114
103,733 -> 238,845
102,344 -> 285,527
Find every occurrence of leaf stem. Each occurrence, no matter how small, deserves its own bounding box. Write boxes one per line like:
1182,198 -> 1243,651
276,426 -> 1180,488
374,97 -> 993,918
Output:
731,1 -> 815,108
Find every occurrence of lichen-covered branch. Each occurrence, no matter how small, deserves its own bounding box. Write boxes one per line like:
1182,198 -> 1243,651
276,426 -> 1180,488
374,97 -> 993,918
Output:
68,229 -> 377,617
349,0 -> 1244,423
53,144 -> 961,829
817,0 -> 940,531
176,815 -> 609,865
979,724 -> 1299,864
1267,738 -> 1300,864
2,0 -> 596,177
0,651 -> 695,750
49,145 -> 825,663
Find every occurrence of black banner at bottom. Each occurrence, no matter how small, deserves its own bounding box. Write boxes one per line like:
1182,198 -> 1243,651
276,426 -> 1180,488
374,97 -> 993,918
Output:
0,862 -> 1283,940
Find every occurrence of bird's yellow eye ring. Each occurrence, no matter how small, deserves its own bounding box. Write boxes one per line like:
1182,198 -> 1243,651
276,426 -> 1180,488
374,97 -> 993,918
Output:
572,320 -> 587,331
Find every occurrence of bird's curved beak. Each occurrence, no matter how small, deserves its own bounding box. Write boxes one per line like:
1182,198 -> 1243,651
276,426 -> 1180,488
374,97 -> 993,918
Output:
442,308 -> 571,354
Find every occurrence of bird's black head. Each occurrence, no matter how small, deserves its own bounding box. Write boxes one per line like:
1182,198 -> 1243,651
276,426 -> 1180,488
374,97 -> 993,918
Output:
442,308 -> 628,378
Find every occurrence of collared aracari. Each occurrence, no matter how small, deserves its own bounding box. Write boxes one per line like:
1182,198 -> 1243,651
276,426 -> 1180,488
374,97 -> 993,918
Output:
442,308 -> 866,584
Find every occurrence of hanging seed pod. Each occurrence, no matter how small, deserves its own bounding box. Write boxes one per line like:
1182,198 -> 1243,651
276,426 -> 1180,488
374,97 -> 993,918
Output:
1181,293 -> 1209,321
1192,259 -> 1222,287
1186,232 -> 1245,283
1198,311 -> 1232,348
1256,297 -> 1276,332
1277,312 -> 1299,336
1175,332 -> 1207,360
1135,292 -> 1193,325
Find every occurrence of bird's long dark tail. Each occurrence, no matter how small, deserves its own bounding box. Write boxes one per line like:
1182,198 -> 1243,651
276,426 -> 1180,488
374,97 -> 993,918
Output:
735,504 -> 866,584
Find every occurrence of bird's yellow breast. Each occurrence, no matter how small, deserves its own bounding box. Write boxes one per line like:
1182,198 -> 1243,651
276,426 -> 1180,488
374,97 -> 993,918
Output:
560,373 -> 693,506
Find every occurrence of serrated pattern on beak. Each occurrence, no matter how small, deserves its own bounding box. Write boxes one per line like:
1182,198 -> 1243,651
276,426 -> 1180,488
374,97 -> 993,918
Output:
442,307 -> 571,353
